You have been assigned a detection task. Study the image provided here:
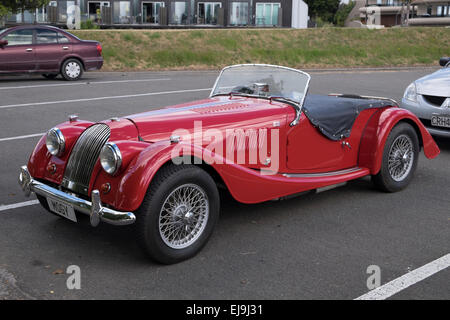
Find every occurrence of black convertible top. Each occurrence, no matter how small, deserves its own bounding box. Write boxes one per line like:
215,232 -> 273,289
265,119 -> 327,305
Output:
302,94 -> 392,141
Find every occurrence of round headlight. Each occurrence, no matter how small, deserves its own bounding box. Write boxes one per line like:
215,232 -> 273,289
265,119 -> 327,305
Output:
100,142 -> 122,175
404,82 -> 417,102
46,128 -> 65,156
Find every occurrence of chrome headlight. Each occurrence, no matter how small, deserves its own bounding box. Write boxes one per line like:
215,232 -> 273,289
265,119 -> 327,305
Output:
100,142 -> 122,175
46,128 -> 65,156
404,82 -> 417,102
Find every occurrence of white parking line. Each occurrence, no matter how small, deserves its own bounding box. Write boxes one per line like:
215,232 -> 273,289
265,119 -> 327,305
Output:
0,200 -> 39,212
355,253 -> 450,300
0,78 -> 170,91
0,133 -> 44,142
0,87 -> 212,110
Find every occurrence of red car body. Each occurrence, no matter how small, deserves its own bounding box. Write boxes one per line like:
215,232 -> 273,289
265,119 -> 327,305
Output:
18,65 -> 440,263
25,95 -> 439,209
0,25 -> 102,78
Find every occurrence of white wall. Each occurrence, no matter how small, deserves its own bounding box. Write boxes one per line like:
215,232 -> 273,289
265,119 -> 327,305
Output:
291,0 -> 309,28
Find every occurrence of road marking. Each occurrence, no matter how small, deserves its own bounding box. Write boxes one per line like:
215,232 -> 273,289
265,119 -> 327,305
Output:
0,132 -> 44,142
0,87 -> 212,110
0,78 -> 170,91
0,200 -> 39,212
355,253 -> 450,300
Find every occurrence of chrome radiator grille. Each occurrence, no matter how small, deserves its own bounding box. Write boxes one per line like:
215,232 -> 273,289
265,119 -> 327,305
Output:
61,124 -> 110,195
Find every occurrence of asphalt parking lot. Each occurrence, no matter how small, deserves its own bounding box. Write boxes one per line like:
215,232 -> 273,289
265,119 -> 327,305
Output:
0,68 -> 448,300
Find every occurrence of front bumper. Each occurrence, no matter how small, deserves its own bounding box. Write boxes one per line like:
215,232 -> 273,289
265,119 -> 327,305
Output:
18,166 -> 136,227
401,97 -> 450,138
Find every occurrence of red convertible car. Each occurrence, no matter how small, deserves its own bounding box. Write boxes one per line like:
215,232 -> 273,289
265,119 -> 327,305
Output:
18,65 -> 439,264
0,25 -> 103,80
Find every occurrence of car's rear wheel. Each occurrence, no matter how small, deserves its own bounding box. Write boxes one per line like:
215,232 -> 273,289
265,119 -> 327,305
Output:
61,59 -> 83,81
372,122 -> 419,192
42,74 -> 58,80
135,164 -> 220,264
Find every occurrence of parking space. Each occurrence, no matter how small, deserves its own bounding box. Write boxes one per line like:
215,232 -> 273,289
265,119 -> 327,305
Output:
0,68 -> 448,299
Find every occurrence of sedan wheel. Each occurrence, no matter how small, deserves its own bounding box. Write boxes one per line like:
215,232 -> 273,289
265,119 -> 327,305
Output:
372,122 -> 419,192
136,164 -> 220,264
61,59 -> 83,81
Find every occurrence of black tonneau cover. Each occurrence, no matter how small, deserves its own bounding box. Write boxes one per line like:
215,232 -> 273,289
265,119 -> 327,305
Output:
302,94 -> 391,141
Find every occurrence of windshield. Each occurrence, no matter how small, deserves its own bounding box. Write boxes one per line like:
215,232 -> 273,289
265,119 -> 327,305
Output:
210,64 -> 310,106
0,28 -> 8,37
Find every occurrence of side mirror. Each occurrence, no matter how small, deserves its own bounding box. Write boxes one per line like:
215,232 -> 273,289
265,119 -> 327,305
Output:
439,57 -> 450,67
0,39 -> 8,47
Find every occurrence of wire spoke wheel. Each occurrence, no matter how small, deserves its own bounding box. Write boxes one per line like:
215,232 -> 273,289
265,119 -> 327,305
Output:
387,134 -> 414,182
159,184 -> 209,250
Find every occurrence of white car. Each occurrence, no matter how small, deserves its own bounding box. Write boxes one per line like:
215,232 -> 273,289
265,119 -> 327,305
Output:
401,57 -> 450,137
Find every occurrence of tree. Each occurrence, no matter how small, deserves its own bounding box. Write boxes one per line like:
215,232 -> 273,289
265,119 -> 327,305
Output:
334,1 -> 356,27
0,0 -> 50,17
304,0 -> 341,24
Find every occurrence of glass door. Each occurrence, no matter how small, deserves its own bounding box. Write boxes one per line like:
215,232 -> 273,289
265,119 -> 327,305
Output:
142,2 -> 165,24
229,2 -> 248,25
198,2 -> 222,25
255,3 -> 280,26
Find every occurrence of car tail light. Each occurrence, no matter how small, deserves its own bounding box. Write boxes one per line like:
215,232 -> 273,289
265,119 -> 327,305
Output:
96,43 -> 102,56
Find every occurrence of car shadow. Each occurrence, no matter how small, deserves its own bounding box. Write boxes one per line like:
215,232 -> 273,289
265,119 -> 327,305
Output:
434,136 -> 450,152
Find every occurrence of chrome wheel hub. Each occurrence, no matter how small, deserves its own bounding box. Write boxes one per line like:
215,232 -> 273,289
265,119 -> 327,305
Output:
388,134 -> 414,182
159,184 -> 209,249
65,62 -> 81,78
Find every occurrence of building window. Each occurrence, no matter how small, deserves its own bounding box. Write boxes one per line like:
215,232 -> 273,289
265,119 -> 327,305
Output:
255,3 -> 280,26
197,2 -> 222,25
88,1 -> 110,22
114,1 -> 131,24
142,2 -> 164,24
229,2 -> 248,25
170,2 -> 189,25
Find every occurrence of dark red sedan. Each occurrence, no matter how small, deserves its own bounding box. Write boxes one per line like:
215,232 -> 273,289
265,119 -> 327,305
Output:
0,25 -> 103,81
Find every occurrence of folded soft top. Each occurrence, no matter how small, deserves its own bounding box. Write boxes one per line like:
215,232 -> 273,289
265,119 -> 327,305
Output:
302,94 -> 392,141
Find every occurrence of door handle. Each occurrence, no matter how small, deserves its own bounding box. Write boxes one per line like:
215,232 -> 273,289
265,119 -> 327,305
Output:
62,46 -> 69,50
26,48 -> 33,52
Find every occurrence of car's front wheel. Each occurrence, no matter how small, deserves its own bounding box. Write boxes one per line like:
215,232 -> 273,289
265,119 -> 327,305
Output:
61,59 -> 83,81
135,164 -> 220,264
372,122 -> 419,192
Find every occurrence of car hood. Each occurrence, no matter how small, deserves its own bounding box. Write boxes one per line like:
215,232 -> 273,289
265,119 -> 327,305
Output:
126,96 -> 291,142
415,68 -> 450,97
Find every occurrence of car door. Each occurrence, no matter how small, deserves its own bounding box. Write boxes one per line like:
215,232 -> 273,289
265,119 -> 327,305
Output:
286,115 -> 347,172
34,28 -> 73,72
0,28 -> 35,72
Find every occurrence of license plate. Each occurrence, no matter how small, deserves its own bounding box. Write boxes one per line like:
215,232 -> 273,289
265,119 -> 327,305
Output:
431,115 -> 450,128
47,197 -> 77,222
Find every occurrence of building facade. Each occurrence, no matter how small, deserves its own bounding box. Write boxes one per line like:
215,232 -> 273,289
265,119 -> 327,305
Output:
4,0 -> 308,28
356,0 -> 450,27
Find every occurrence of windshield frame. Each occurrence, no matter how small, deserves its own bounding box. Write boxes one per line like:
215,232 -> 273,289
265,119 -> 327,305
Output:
210,64 -> 311,126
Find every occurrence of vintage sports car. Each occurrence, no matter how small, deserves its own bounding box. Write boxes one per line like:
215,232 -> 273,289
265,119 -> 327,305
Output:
401,57 -> 450,137
19,64 -> 440,264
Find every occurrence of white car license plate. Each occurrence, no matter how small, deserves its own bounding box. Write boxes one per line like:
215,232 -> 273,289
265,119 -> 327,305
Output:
47,197 -> 77,222
431,115 -> 450,128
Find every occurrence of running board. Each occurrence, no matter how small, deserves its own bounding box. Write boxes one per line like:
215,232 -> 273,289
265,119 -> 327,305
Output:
282,167 -> 363,178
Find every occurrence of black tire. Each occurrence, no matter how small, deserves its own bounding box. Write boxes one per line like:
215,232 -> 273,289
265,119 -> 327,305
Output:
42,74 -> 58,80
135,164 -> 220,264
61,58 -> 83,81
372,122 -> 419,193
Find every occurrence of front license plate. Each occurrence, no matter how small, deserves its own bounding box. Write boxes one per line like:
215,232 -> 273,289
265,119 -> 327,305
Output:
431,115 -> 450,128
47,197 -> 77,222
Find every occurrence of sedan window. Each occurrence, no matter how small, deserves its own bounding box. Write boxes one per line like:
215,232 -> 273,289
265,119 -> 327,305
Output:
3,29 -> 33,46
36,29 -> 58,44
57,33 -> 70,43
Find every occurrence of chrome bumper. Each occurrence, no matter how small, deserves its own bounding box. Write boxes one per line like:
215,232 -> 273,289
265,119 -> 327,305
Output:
18,166 -> 136,227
